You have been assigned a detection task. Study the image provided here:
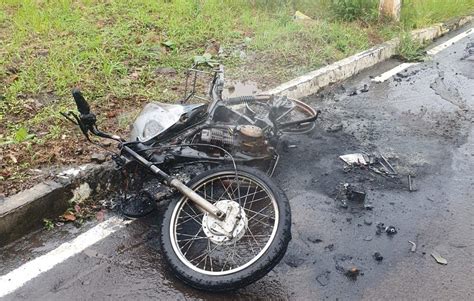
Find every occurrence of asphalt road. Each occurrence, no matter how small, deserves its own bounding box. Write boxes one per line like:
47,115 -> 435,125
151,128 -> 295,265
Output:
1,26 -> 473,300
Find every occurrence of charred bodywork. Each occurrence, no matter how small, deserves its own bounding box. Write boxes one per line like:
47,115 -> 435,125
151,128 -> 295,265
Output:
127,66 -> 319,175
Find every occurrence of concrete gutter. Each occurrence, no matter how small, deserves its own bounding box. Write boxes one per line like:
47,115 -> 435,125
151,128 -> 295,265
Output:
1,16 -> 472,247
265,15 -> 473,98
0,163 -> 120,246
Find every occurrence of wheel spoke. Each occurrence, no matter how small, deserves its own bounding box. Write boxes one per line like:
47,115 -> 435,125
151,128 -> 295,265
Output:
182,228 -> 205,256
248,214 -> 273,228
179,209 -> 202,226
177,212 -> 204,227
217,178 -> 234,201
245,225 -> 262,252
178,236 -> 208,243
245,202 -> 273,220
171,171 -> 279,275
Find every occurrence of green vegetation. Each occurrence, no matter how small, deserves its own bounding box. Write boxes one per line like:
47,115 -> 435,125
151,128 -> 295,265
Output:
43,218 -> 54,231
397,32 -> 426,62
329,0 -> 379,22
1,0 -> 473,194
402,0 -> 474,29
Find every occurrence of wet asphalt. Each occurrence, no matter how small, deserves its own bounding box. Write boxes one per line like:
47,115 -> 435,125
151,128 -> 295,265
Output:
1,27 -> 473,300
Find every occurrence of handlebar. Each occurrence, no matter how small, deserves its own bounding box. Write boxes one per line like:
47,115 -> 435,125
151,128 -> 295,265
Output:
61,89 -> 123,142
72,88 -> 90,115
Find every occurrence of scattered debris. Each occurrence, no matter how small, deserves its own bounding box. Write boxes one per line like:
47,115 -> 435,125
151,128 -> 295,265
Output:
408,174 -> 417,192
364,203 -> 374,210
373,252 -> 384,262
393,69 -> 420,82
408,240 -> 417,252
380,154 -> 397,175
396,72 -> 410,79
339,153 -> 368,166
339,199 -> 348,209
308,237 -> 323,244
376,222 -> 385,235
431,251 -> 448,265
282,141 -> 298,152
375,223 -> 397,236
345,267 -> 360,280
334,255 -> 360,280
347,84 -> 369,95
348,88 -> 359,96
316,270 -> 331,286
369,154 -> 398,177
386,226 -> 398,235
324,244 -> 335,252
335,183 -> 367,209
339,152 -> 397,177
344,183 -> 366,202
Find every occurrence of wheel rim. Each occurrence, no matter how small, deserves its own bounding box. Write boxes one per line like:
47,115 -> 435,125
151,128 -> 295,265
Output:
245,98 -> 317,134
277,98 -> 317,134
169,171 -> 279,276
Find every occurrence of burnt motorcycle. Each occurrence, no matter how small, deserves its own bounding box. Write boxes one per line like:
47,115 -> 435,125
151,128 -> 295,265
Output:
62,65 -> 319,291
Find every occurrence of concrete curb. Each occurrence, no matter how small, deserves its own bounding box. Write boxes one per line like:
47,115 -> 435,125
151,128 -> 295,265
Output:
265,15 -> 473,98
0,163 -> 120,246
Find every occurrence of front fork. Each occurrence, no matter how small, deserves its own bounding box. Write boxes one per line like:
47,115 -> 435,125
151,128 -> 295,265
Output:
121,145 -> 226,220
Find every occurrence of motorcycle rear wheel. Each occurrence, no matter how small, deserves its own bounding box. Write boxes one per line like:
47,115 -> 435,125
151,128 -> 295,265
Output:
160,165 -> 291,291
245,97 -> 317,134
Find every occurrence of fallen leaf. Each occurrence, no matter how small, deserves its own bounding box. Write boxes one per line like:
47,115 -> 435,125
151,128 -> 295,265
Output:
8,153 -> 17,163
96,210 -> 105,222
74,204 -> 81,213
63,212 -> 76,221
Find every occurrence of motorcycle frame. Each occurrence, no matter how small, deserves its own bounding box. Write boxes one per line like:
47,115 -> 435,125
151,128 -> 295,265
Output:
63,65 -> 319,221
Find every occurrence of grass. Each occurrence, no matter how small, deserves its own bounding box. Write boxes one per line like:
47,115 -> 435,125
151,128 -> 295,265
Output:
402,0 -> 474,29
0,0 -> 473,195
396,32 -> 427,62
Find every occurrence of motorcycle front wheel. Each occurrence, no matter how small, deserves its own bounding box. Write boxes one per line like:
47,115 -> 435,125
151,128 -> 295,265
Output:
160,165 -> 291,291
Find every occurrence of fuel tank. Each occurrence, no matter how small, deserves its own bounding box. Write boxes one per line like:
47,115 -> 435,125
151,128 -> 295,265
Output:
129,102 -> 206,142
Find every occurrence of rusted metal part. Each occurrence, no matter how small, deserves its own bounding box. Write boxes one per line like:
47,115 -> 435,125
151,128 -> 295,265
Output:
238,125 -> 263,138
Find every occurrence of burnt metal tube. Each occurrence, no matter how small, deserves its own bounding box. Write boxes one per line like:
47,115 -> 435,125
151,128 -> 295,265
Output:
169,178 -> 225,220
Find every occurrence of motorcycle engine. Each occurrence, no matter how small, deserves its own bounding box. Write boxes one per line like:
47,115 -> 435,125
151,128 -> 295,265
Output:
200,125 -> 268,156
